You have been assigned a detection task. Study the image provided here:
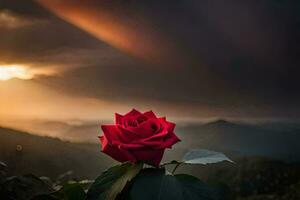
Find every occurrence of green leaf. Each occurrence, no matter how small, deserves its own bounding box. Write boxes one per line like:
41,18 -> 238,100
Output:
77,179 -> 94,190
130,168 -> 221,200
31,194 -> 59,200
32,183 -> 86,200
62,183 -> 86,200
183,149 -> 233,165
175,174 -> 221,200
87,162 -> 143,200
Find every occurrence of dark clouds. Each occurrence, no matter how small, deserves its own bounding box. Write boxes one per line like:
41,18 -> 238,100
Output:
1,0 -> 300,119
0,0 -> 130,69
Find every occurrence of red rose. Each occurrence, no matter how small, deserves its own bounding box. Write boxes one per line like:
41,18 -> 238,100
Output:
99,109 -> 180,166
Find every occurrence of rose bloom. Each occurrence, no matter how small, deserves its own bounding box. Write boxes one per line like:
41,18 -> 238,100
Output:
99,109 -> 180,166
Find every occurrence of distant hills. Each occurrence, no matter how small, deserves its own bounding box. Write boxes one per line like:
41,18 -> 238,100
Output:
174,119 -> 300,162
0,127 -> 115,179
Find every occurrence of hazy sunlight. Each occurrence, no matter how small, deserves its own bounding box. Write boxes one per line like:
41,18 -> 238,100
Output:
0,65 -> 33,81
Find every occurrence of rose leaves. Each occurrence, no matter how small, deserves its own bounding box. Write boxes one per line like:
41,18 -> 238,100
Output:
183,149 -> 234,165
84,149 -> 232,200
129,168 -> 222,200
86,164 -> 224,200
87,162 -> 143,200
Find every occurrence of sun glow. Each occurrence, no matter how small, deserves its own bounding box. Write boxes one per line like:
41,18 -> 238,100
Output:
0,65 -> 34,81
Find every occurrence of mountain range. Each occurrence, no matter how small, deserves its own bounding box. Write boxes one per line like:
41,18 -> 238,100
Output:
174,120 -> 300,162
0,127 -> 114,179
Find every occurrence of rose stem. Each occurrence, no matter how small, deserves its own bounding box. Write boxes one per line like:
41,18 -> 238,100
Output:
171,162 -> 182,174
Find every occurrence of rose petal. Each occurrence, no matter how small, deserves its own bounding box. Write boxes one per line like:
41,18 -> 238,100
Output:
160,132 -> 181,149
124,109 -> 142,118
166,121 -> 176,132
99,135 -> 107,151
125,126 -> 155,138
115,113 -> 123,125
135,115 -> 148,124
143,110 -> 157,119
120,139 -> 163,149
117,125 -> 144,141
118,143 -> 145,149
159,117 -> 166,121
132,148 -> 165,167
158,117 -> 175,132
101,125 -> 120,142
101,125 -> 132,143
143,126 -> 169,141
137,118 -> 160,135
99,136 -> 137,163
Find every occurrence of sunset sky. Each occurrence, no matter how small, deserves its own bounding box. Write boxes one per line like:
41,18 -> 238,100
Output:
0,0 -> 300,136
